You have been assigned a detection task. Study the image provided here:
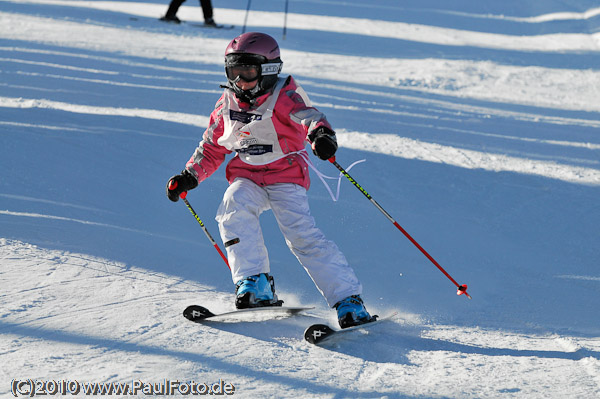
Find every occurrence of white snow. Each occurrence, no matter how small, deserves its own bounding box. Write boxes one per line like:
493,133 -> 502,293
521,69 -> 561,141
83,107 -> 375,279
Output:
1,0 -> 599,398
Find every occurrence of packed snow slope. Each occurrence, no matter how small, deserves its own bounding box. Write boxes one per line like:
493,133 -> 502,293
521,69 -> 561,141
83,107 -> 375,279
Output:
1,0 -> 600,397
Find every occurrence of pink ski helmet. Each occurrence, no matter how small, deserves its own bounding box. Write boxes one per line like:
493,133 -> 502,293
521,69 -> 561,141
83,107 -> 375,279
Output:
224,32 -> 283,102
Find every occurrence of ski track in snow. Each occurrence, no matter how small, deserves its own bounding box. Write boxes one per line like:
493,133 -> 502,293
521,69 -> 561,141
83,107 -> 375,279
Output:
1,0 -> 600,398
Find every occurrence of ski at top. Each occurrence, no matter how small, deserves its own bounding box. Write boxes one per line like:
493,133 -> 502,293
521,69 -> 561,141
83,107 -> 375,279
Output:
304,312 -> 398,345
129,16 -> 236,30
187,22 -> 235,30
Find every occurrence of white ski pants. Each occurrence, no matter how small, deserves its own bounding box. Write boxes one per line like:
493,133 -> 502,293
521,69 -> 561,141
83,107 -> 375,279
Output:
215,178 -> 362,307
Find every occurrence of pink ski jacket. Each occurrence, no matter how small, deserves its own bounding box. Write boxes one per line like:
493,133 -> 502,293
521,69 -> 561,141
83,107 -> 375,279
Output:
186,75 -> 332,190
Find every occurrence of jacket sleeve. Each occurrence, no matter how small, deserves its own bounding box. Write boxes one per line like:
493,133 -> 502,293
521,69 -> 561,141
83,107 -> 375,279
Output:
283,76 -> 333,142
185,95 -> 232,183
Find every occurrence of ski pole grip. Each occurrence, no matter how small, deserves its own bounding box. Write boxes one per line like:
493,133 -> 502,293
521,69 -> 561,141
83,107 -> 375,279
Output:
328,156 -> 336,163
168,179 -> 187,199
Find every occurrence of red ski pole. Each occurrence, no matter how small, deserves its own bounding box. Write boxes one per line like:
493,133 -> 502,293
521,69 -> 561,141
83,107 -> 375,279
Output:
329,156 -> 471,299
169,180 -> 230,269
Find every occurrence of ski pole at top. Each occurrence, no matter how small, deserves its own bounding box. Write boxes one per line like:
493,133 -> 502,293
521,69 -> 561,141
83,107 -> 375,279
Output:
329,156 -> 471,299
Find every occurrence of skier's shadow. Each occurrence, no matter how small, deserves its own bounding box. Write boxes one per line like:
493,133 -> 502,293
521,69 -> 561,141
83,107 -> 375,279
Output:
187,311 -> 322,345
190,314 -> 415,363
306,322 -> 600,364
202,317 -> 600,365
0,319 -> 397,399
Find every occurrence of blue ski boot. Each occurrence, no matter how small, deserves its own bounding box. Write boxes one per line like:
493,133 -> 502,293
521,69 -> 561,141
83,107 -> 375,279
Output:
235,273 -> 282,309
335,295 -> 377,328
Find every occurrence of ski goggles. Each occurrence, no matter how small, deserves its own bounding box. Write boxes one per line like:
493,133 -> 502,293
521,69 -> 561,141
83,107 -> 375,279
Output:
226,64 -> 260,82
226,62 -> 283,83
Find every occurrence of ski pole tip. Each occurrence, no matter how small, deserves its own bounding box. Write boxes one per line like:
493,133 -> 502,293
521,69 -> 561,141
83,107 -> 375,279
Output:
457,284 -> 472,299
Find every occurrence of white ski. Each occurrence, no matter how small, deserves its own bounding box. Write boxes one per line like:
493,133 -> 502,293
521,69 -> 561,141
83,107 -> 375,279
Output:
183,304 -> 312,322
304,312 -> 398,345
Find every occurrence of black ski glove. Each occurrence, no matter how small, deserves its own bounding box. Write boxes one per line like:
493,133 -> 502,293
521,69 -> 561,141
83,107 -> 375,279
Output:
309,126 -> 338,160
166,170 -> 198,202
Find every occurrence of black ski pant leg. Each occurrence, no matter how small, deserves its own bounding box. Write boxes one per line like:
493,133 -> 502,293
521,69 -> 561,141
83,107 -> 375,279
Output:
200,0 -> 213,20
165,0 -> 186,18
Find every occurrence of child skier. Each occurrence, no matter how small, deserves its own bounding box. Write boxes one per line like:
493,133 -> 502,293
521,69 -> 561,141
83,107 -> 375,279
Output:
166,32 -> 375,328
